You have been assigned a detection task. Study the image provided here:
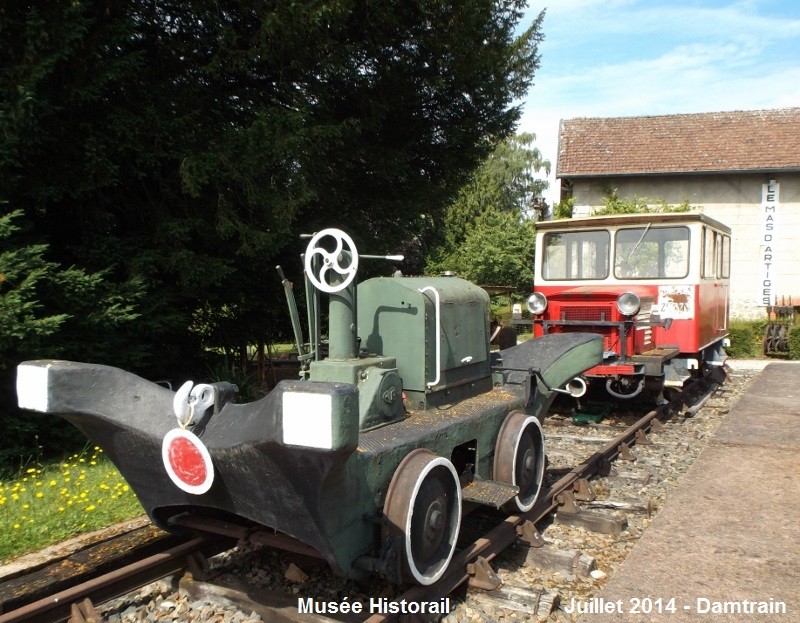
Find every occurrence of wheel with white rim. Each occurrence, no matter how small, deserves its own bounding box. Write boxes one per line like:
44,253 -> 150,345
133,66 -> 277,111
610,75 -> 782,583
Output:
493,410 -> 545,513
382,449 -> 461,585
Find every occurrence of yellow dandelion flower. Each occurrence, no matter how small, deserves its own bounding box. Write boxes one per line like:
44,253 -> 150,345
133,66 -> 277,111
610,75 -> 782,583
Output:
0,497 -> 6,505
12,493 -> 19,501
122,485 -> 129,492
64,477 -> 71,483
58,507 -> 65,512
22,503 -> 29,509
66,500 -> 74,506
13,524 -> 20,529
35,492 -> 43,498
78,474 -> 86,481
26,468 -> 36,474
49,480 -> 57,486
89,461 -> 96,466
85,505 -> 96,512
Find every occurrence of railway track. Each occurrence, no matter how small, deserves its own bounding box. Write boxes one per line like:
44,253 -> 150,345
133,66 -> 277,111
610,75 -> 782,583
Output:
0,366 -> 758,623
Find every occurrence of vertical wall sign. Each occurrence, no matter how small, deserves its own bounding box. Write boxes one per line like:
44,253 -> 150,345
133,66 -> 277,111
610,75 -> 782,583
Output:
758,180 -> 779,306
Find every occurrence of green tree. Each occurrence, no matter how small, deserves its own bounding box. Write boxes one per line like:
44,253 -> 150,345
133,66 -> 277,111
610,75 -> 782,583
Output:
446,208 -> 535,291
0,207 -> 146,469
1,1 -> 544,377
0,209 -> 67,362
426,132 -> 549,282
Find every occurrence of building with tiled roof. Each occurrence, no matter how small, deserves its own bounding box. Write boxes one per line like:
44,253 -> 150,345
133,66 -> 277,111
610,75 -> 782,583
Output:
558,108 -> 800,178
555,108 -> 800,320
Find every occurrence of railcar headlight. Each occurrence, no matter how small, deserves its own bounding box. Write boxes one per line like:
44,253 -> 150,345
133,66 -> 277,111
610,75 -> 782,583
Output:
616,292 -> 641,316
526,292 -> 548,315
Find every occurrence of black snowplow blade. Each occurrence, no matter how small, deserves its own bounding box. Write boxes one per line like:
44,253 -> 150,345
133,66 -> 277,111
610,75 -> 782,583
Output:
15,360 -> 358,575
491,332 -> 604,419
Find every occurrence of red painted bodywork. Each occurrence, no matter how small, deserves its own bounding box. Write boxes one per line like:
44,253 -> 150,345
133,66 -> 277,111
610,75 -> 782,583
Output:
529,213 -> 731,381
533,282 -> 728,377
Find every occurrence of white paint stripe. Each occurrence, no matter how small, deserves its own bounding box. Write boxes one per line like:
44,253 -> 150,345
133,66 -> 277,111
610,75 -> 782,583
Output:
16,364 -> 50,413
282,392 -> 333,449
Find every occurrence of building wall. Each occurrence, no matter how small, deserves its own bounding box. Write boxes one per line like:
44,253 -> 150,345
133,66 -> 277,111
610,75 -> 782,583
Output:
568,173 -> 800,320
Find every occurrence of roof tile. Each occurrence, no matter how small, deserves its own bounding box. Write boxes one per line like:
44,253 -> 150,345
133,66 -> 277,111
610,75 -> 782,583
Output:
557,108 -> 800,177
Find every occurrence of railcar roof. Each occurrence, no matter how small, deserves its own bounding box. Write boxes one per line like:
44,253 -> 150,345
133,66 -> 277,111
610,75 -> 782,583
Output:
535,212 -> 731,234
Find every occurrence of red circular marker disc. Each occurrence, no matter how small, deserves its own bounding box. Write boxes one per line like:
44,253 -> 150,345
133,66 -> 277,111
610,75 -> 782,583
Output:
168,436 -> 207,486
162,429 -> 214,495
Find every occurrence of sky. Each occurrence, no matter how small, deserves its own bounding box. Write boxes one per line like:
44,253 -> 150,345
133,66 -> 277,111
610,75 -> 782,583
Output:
516,0 -> 800,205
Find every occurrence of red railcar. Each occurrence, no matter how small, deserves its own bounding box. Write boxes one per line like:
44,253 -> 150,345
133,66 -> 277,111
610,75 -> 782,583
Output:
523,213 -> 730,399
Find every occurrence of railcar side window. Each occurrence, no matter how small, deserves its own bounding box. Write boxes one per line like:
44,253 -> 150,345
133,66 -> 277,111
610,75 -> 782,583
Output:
614,226 -> 689,279
702,227 -> 716,279
543,230 -> 610,280
720,234 -> 731,278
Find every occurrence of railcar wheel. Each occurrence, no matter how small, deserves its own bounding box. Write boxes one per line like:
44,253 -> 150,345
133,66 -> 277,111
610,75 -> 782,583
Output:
383,449 -> 461,585
606,376 -> 644,400
493,411 -> 546,513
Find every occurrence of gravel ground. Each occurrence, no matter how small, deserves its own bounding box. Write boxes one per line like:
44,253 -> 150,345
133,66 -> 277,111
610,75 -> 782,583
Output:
444,361 -> 767,623
97,361 -> 768,623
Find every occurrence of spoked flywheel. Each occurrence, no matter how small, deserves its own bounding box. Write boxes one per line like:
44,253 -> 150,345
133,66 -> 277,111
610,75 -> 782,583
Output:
383,449 -> 462,585
493,410 -> 546,513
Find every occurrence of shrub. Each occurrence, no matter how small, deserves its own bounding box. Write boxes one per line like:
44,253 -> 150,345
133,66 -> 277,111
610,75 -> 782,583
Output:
726,320 -> 766,358
788,324 -> 800,360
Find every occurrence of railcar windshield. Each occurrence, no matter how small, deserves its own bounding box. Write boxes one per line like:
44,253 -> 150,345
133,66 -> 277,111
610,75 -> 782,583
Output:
542,230 -> 610,280
614,226 -> 689,279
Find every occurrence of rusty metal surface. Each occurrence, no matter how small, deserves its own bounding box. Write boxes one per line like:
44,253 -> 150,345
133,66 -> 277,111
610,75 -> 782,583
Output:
1,375 -> 719,623
466,557 -> 501,591
169,514 -> 327,561
0,524 -> 177,612
460,480 -> 519,509
0,536 -> 232,623
363,376 -> 708,623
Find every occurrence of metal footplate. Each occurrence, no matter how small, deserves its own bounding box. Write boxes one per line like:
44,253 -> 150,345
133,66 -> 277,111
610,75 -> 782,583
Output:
461,479 -> 519,509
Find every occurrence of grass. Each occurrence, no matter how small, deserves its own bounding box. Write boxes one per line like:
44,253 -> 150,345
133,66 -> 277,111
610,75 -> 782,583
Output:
0,446 -> 143,561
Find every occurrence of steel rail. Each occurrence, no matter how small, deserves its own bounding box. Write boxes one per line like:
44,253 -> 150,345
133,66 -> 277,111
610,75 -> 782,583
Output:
0,537 -> 228,623
364,378 -> 712,622
0,377 -> 715,623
